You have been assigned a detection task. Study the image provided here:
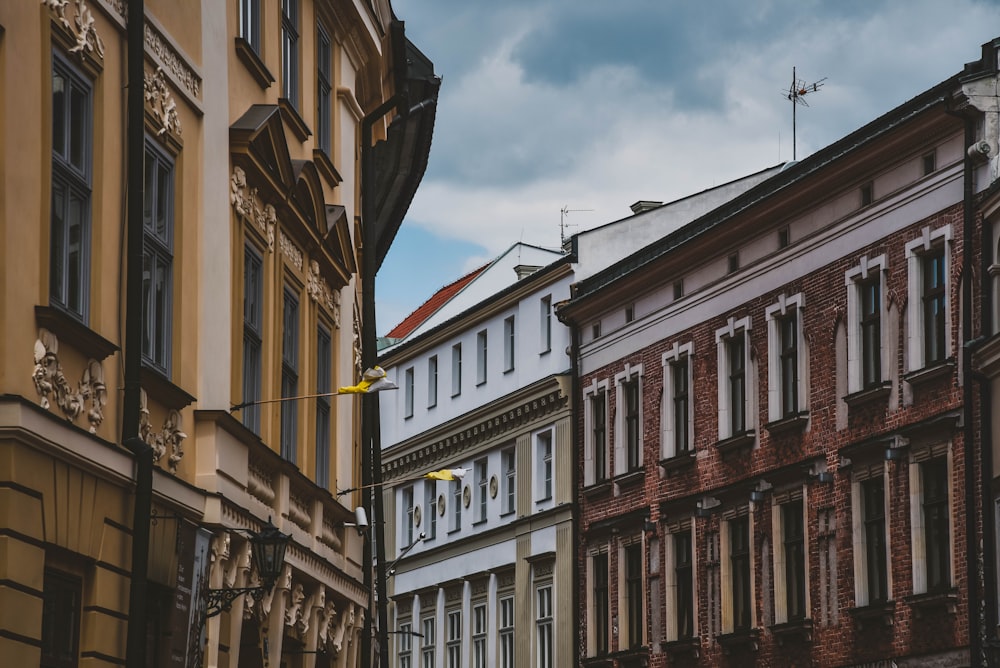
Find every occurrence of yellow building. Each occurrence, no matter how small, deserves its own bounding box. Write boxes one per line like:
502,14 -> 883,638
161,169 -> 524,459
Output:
0,1 -> 437,666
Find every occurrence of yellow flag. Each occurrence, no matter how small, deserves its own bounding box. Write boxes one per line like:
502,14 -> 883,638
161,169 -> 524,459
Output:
424,467 -> 468,481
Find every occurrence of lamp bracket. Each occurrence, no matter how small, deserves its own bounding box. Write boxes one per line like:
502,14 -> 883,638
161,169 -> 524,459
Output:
205,584 -> 270,619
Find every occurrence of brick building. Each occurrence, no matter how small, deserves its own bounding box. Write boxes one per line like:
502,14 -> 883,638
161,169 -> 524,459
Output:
558,38 -> 1000,667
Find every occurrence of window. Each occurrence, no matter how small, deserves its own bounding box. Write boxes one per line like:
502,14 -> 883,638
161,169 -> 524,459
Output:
585,383 -> 609,485
614,365 -> 643,474
239,0 -> 261,52
50,54 -> 92,322
502,447 -> 516,515
716,317 -> 752,439
316,326 -> 331,488
404,367 -> 415,419
451,343 -> 462,396
242,246 -> 263,433
504,316 -> 515,372
316,25 -> 332,154
476,329 -> 488,385
475,458 -> 488,523
142,140 -> 175,376
846,256 -> 888,393
906,227 -> 951,371
861,181 -> 874,206
451,479 -> 462,532
767,294 -> 807,423
854,472 -> 888,605
280,0 -> 299,106
592,552 -> 609,655
911,453 -> 952,593
403,486 -> 414,546
669,528 -> 695,640
499,596 -> 514,668
727,252 -> 740,274
398,622 -> 413,668
421,617 -> 435,668
540,295 -> 552,353
592,321 -> 602,339
624,542 -> 644,648
536,585 -> 553,667
447,610 -> 461,668
425,482 -> 438,540
472,603 -> 487,668
776,499 -> 807,622
281,287 -> 299,463
625,305 -> 635,323
778,226 -> 790,249
673,279 -> 684,300
428,355 -> 438,408
41,570 -> 81,668
923,151 -> 937,176
726,515 -> 752,632
536,430 -> 553,501
662,343 -> 693,459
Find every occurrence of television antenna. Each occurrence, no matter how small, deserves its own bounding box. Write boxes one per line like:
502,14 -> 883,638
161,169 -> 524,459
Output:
560,205 -> 593,247
784,67 -> 826,160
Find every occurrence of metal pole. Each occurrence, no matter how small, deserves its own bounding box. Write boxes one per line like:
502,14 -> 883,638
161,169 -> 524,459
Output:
123,0 -> 152,666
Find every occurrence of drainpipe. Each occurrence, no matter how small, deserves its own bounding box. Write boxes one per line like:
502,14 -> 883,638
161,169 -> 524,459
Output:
123,1 -> 153,667
565,309 -> 582,668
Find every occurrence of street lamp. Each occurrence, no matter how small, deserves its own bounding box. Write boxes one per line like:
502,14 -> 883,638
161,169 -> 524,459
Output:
205,519 -> 290,618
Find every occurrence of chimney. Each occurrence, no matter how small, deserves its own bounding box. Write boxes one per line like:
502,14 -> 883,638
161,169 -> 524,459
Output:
630,200 -> 663,214
514,264 -> 541,280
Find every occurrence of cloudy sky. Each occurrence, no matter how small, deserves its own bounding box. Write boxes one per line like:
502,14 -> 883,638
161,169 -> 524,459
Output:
376,0 -> 1000,333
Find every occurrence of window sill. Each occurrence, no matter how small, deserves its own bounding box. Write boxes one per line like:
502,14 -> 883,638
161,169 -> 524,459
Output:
905,589 -> 958,618
904,359 -> 956,386
716,628 -> 760,653
234,37 -> 274,89
843,382 -> 892,408
140,366 -> 196,410
848,600 -> 896,629
765,411 -> 809,436
770,618 -> 813,644
540,349 -> 551,356
535,496 -> 552,504
471,519 -> 487,527
715,430 -> 756,457
614,468 -> 645,490
583,480 -> 612,499
447,528 -> 461,536
35,305 -> 118,361
660,637 -> 700,657
278,97 -> 311,143
659,451 -> 696,474
313,149 -> 342,186
499,509 -> 516,518
503,368 -> 514,375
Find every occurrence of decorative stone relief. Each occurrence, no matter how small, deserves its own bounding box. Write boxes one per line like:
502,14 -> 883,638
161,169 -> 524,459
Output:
332,602 -> 354,656
32,329 -> 107,432
284,582 -> 305,630
144,66 -> 181,137
143,22 -> 202,104
307,260 -> 339,320
352,304 -> 362,376
279,231 -> 303,270
248,459 -> 276,506
231,167 -> 276,252
138,388 -> 187,473
43,0 -> 105,60
317,598 -> 338,654
288,493 -> 310,531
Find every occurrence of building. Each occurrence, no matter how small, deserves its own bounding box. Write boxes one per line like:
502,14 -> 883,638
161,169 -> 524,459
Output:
377,243 -> 576,668
0,1 -> 436,666
558,37 -> 1000,668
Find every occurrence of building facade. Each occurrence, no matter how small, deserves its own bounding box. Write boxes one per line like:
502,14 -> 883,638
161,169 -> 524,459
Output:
377,244 -> 576,668
560,38 -> 1000,668
0,1 -> 435,666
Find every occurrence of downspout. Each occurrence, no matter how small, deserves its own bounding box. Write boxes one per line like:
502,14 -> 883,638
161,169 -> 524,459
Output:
981,210 -> 997,656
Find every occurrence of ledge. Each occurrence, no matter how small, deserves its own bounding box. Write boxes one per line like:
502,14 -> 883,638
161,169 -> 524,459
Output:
765,412 -> 809,436
714,430 -> 756,457
903,359 -> 956,387
582,480 -> 613,500
614,468 -> 645,490
580,656 -> 613,668
905,589 -> 958,618
278,97 -> 312,143
34,305 -> 118,362
235,37 -> 274,89
660,451 -> 696,474
848,600 -> 896,629
661,637 -> 700,657
843,382 -> 892,408
716,628 -> 760,653
606,647 -> 649,667
141,366 -> 196,410
770,618 -> 813,644
313,149 -> 343,186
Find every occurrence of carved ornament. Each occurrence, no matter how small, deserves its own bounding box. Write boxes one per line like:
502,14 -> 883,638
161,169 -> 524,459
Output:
231,167 -> 276,252
43,0 -> 105,60
144,66 -> 181,137
32,329 -> 107,433
307,260 -> 340,323
138,388 -> 187,473
279,230 -> 303,270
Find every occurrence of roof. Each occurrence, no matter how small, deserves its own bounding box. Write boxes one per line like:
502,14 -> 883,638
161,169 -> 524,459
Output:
384,263 -> 490,340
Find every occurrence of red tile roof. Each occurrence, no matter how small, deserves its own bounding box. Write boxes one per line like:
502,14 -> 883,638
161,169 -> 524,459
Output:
384,263 -> 490,340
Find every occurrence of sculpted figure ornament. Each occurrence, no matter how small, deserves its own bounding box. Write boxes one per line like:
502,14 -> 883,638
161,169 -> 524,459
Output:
144,66 -> 181,137
32,329 -> 106,430
317,599 -> 337,653
230,167 -> 277,252
137,389 -> 188,473
41,0 -> 105,59
284,582 -> 305,630
332,602 -> 354,656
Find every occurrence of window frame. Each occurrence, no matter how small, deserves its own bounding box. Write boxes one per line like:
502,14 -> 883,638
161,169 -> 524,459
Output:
852,465 -> 890,606
535,429 -> 554,502
316,23 -> 332,155
475,457 -> 488,523
662,342 -> 694,459
404,366 -> 415,419
766,294 -> 808,423
472,602 -> 488,668
503,315 -> 515,372
845,255 -> 888,394
41,569 -> 82,668
499,595 -> 515,668
476,329 -> 488,385
622,540 -> 645,648
242,244 -> 264,433
428,355 -> 438,408
402,485 -> 415,546
721,512 -> 754,633
665,523 -> 697,641
450,478 -> 462,533
239,0 -> 261,53
280,0 -> 300,107
424,481 -> 438,541
716,317 -> 753,440
50,52 -> 93,323
446,608 -> 462,668
909,447 -> 953,594
421,616 -> 436,668
451,343 -> 462,397
589,550 -> 610,656
501,446 -> 516,516
315,324 -> 332,488
584,380 -> 610,485
141,137 -> 176,377
772,494 -> 808,624
540,295 -> 552,354
280,286 -> 300,463
905,226 -> 952,372
614,364 -> 644,475
536,583 -> 554,667
398,621 -> 413,668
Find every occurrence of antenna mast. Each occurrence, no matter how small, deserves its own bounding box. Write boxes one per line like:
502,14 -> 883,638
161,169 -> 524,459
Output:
560,205 -> 593,247
786,67 -> 826,160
